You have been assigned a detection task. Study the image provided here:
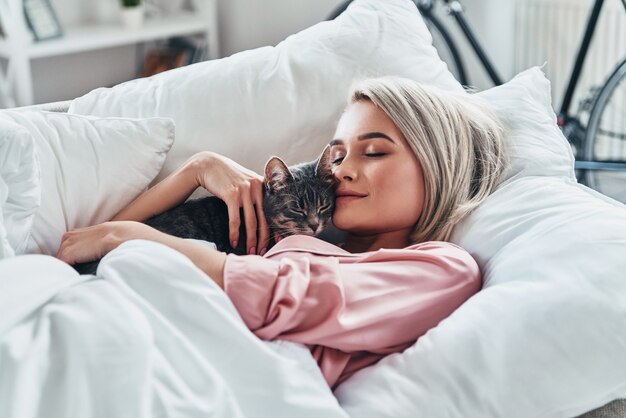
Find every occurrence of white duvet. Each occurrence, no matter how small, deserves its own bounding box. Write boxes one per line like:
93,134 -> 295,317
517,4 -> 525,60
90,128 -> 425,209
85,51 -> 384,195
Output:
0,239 -> 348,418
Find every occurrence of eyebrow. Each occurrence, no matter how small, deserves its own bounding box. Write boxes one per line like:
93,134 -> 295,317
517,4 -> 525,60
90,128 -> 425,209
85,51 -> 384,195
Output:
329,132 -> 395,146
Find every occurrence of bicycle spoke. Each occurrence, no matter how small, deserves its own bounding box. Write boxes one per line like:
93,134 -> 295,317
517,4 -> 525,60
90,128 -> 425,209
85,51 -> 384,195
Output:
583,59 -> 626,203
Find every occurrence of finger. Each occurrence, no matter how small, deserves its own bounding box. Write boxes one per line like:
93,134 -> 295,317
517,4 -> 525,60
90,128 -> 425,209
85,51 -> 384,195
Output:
61,230 -> 74,240
56,246 -> 72,265
225,198 -> 242,249
241,193 -> 258,255
253,192 -> 269,255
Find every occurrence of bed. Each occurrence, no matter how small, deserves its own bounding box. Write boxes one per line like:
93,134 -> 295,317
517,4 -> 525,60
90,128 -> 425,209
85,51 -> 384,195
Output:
2,1 -> 626,417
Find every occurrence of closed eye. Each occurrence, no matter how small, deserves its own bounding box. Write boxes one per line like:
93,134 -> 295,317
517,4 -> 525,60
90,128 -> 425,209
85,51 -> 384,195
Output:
332,157 -> 344,165
366,153 -> 386,157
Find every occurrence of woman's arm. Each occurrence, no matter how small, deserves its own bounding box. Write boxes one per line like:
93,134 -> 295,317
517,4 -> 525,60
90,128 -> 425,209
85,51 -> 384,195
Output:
111,156 -> 199,222
112,151 -> 269,255
154,232 -> 227,288
222,242 -> 480,350
57,220 -> 227,288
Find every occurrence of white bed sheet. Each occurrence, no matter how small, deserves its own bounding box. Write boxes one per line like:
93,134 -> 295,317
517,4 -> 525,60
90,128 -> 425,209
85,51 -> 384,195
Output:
0,239 -> 348,418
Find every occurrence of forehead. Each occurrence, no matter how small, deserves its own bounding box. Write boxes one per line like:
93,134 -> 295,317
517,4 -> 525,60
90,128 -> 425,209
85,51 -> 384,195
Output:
334,101 -> 404,141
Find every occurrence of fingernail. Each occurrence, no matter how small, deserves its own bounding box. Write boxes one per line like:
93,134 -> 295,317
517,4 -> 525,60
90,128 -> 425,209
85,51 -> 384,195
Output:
248,247 -> 256,255
260,248 -> 267,256
232,240 -> 238,248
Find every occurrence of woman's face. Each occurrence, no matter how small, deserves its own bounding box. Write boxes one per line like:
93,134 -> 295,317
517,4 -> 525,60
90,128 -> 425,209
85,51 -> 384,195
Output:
330,100 -> 425,236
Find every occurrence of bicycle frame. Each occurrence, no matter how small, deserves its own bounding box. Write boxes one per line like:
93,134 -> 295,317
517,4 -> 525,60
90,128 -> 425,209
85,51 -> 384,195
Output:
558,0 -> 607,122
558,0 -> 626,173
560,0 -> 626,119
417,0 -> 503,86
437,0 -> 504,86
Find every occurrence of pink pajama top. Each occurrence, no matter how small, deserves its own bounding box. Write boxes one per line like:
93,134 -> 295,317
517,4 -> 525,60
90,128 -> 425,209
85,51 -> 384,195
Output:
223,235 -> 480,389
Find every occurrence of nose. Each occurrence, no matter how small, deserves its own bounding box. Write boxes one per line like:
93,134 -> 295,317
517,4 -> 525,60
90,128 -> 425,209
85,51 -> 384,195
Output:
332,158 -> 357,182
308,221 -> 319,232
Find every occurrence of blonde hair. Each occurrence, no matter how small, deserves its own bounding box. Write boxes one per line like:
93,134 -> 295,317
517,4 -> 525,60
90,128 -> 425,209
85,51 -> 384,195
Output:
349,77 -> 507,243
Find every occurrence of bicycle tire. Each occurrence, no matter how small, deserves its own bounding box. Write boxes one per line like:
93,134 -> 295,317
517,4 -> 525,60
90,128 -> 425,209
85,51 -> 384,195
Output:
583,57 -> 626,203
423,11 -> 468,86
327,0 -> 352,20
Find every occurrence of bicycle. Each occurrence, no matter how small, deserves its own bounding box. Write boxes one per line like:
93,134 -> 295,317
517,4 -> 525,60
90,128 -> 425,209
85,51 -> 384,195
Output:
328,0 -> 626,203
328,0 -> 505,94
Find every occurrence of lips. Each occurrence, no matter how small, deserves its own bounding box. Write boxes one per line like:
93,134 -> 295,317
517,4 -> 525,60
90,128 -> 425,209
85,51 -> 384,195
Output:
335,189 -> 367,198
335,189 -> 367,204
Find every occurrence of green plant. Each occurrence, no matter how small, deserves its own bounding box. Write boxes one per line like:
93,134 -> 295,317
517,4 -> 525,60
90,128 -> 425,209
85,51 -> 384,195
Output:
121,0 -> 141,7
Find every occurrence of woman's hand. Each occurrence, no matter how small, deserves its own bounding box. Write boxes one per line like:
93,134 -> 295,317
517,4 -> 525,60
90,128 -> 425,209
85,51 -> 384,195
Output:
189,152 -> 269,255
58,221 -> 227,289
57,221 -> 162,265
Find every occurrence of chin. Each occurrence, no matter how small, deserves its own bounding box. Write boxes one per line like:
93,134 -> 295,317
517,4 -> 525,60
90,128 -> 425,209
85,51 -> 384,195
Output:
332,221 -> 371,235
333,210 -> 376,229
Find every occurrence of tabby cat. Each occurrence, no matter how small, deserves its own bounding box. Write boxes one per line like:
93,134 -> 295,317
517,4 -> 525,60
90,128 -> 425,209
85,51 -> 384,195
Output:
72,147 -> 337,275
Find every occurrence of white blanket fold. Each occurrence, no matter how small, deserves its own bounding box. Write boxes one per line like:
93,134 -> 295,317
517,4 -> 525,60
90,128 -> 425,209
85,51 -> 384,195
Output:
0,240 -> 347,418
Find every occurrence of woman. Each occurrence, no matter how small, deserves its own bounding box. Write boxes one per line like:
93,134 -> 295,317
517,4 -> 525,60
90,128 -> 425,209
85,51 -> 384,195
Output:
57,77 -> 507,389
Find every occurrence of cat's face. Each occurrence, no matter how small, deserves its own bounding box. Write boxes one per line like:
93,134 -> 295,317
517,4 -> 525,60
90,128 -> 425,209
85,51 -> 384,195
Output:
263,146 -> 336,239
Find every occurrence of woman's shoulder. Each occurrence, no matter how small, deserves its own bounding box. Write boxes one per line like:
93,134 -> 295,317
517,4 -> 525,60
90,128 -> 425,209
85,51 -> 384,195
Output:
265,235 -> 351,257
403,241 -> 480,276
405,241 -> 474,262
405,240 -> 471,255
264,237 -> 478,274
266,237 -> 472,258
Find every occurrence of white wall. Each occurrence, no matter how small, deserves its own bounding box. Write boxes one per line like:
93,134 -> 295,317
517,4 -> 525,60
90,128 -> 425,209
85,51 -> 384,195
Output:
216,0 -> 344,57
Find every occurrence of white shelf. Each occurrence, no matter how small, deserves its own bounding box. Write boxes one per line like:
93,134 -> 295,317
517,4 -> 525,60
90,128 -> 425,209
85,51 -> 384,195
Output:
0,12 -> 209,59
0,0 -> 218,107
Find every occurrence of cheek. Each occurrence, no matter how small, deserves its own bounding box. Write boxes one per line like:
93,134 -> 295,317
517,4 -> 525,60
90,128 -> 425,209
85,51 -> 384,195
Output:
373,160 -> 425,221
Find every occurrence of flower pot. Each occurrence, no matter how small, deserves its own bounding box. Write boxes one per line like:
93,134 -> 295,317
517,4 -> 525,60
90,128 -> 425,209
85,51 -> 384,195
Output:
121,6 -> 144,30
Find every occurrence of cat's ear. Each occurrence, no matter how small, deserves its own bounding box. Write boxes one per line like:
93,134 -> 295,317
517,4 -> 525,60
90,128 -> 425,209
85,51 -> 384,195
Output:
315,145 -> 334,183
265,156 -> 293,191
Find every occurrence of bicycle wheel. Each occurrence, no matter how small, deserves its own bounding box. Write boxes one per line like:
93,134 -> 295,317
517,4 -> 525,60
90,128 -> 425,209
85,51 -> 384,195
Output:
423,13 -> 468,86
327,0 -> 352,20
583,58 -> 626,203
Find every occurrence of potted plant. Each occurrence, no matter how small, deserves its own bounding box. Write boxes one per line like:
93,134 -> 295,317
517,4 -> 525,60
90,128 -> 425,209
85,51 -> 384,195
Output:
120,0 -> 144,29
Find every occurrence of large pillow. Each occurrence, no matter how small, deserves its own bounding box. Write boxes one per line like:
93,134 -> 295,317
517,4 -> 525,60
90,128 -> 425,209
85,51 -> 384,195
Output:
0,120 -> 40,257
68,0 -> 462,187
334,69 -> 626,417
480,68 -> 576,183
0,111 -> 175,256
0,180 -> 13,259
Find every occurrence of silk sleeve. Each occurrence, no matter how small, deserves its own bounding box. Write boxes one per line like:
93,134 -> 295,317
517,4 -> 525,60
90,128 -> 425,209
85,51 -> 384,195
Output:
223,242 -> 480,352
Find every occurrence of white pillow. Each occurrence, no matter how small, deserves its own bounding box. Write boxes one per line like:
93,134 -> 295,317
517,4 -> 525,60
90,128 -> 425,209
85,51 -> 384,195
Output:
0,111 -> 175,256
334,69 -> 626,417
0,179 -> 13,259
479,68 -> 576,183
0,120 -> 40,257
68,0 -> 462,186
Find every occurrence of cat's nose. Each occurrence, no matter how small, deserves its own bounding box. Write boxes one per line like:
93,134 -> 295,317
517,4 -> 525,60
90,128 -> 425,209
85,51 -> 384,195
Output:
308,221 -> 319,232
